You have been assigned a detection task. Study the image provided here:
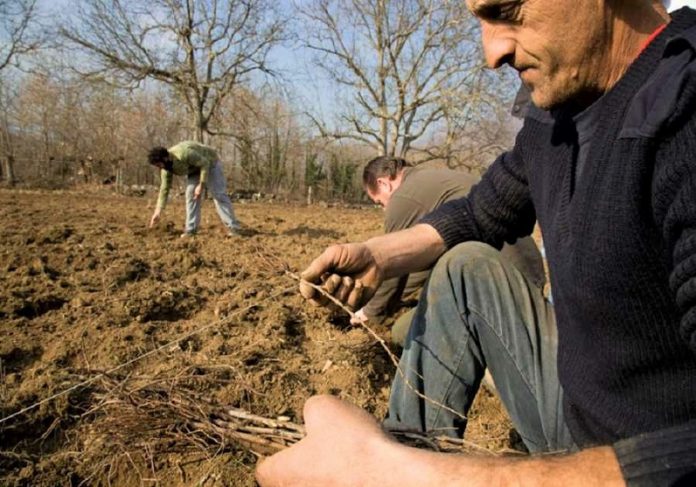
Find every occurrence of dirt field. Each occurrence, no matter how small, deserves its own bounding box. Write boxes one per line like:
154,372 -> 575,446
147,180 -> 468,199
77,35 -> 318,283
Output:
0,188 -> 515,486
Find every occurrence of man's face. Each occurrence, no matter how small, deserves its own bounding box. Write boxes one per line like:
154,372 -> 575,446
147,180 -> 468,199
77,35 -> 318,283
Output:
366,178 -> 397,209
467,0 -> 609,109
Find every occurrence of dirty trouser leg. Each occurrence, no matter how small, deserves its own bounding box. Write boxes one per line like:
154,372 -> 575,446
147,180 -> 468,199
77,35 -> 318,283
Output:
385,242 -> 574,453
184,172 -> 202,233
391,307 -> 417,347
207,161 -> 240,231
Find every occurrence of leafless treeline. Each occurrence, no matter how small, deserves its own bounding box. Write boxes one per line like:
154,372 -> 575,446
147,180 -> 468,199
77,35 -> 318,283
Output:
0,0 -> 519,201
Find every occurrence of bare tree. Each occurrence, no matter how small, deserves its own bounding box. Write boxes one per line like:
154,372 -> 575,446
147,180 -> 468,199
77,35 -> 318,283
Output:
418,68 -> 520,171
298,0 -> 495,158
0,0 -> 39,72
0,0 -> 40,185
0,80 -> 17,185
60,0 -> 285,142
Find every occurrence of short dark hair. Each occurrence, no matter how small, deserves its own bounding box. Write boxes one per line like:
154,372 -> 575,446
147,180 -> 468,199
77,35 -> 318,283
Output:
362,156 -> 411,193
147,146 -> 170,166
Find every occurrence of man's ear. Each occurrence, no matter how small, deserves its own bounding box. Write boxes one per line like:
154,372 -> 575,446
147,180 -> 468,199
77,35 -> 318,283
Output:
376,177 -> 390,191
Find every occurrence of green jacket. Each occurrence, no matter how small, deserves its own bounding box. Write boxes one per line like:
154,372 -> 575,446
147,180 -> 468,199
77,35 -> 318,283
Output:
156,141 -> 219,209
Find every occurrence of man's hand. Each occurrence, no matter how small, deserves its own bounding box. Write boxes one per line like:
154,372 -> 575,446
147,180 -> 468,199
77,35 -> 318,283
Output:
149,209 -> 161,228
350,308 -> 369,325
255,395 -> 401,487
300,243 -> 384,311
255,396 -> 626,487
193,183 -> 204,200
300,225 -> 445,311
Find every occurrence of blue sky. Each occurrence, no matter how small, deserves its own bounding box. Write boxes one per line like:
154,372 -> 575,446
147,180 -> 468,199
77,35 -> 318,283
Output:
668,1 -> 696,10
25,0 -> 696,129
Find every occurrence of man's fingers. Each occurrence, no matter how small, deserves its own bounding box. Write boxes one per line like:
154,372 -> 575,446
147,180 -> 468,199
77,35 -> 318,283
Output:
256,396 -> 344,487
299,280 -> 316,301
255,442 -> 301,486
346,281 -> 364,310
298,243 -> 378,310
334,276 -> 354,303
308,274 -> 338,306
299,273 -> 334,303
303,395 -> 383,437
300,248 -> 339,286
323,274 -> 342,294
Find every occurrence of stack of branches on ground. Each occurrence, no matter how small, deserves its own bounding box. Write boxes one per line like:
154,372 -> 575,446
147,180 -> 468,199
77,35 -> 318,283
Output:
75,367 -> 507,479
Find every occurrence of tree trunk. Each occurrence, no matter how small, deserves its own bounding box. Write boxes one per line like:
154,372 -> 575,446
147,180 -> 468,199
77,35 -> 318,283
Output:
3,155 -> 16,187
194,106 -> 206,143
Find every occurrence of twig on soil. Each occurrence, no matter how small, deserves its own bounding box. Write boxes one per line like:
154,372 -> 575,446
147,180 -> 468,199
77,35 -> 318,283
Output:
252,245 -> 468,423
0,285 -> 296,426
287,274 -> 469,424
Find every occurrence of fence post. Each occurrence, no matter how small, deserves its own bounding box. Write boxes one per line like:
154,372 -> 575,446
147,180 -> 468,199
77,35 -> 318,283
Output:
116,167 -> 123,193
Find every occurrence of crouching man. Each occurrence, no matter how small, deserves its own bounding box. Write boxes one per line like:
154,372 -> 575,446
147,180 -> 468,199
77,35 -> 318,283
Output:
355,155 -> 545,346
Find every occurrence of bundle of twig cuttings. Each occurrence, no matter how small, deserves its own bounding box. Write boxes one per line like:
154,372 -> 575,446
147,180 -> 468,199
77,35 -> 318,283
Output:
83,372 -> 502,460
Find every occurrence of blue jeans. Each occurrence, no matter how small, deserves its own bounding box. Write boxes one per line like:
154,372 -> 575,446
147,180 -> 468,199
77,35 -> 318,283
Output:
385,242 -> 575,453
185,161 -> 239,234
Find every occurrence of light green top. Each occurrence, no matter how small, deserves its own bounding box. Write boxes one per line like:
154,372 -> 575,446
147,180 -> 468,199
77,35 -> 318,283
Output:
156,141 -> 219,209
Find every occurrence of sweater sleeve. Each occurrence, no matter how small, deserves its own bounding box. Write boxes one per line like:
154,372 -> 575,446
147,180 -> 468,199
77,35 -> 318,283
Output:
156,169 -> 172,210
658,125 -> 696,355
612,117 -> 696,486
198,148 -> 217,185
420,144 -> 536,249
190,151 -> 212,185
614,421 -> 696,487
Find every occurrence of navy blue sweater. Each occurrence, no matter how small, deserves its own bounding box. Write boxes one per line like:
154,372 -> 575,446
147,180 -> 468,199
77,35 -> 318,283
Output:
423,9 -> 696,486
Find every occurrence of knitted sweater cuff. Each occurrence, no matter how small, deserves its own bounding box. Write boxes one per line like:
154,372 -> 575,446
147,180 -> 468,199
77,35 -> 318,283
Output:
613,421 -> 696,486
419,198 -> 479,250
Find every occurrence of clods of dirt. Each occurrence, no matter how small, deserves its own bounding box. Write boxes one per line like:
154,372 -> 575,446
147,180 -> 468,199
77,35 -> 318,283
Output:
0,189 -> 516,486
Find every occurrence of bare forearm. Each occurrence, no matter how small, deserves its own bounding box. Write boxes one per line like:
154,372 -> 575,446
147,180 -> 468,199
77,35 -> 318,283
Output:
394,445 -> 624,487
256,397 -> 626,487
503,447 -> 624,487
366,224 -> 446,280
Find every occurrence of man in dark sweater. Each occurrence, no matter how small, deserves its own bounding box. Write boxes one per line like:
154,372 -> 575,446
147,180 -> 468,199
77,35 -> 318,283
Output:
257,2 -> 696,486
355,156 -> 546,346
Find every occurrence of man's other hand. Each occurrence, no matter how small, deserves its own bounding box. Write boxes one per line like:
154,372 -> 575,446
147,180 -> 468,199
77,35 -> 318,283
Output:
149,209 -> 161,228
255,395 -> 398,487
193,183 -> 204,200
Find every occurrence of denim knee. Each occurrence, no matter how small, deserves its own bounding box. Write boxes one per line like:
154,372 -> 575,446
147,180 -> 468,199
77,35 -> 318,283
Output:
427,242 -> 513,326
433,242 -> 505,286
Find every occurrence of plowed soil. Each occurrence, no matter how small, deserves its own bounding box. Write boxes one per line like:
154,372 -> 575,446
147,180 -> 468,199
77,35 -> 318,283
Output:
0,188 -> 514,486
